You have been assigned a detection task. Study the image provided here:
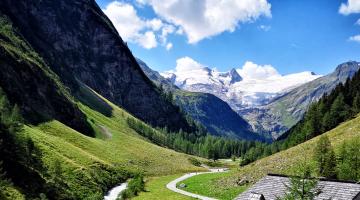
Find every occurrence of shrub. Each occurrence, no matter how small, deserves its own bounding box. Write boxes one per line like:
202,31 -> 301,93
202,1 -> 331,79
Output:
188,157 -> 202,167
120,174 -> 145,200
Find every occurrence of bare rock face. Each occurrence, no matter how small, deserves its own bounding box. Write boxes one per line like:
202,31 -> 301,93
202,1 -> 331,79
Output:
0,0 -> 192,132
0,15 -> 94,136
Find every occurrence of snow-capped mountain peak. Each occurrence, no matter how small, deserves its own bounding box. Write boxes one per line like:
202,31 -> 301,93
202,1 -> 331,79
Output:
160,57 -> 322,109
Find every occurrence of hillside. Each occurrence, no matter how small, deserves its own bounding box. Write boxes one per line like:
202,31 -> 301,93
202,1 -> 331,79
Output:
174,91 -> 260,140
1,82 -> 205,199
0,15 -> 93,136
179,113 -> 360,199
0,0 -> 193,133
249,61 -> 360,138
137,58 -> 259,140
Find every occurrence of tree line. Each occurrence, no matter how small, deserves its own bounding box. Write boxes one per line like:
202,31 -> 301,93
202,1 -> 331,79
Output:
126,117 -> 262,160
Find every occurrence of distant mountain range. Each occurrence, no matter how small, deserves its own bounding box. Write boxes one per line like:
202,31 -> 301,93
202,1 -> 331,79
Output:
158,59 -> 360,139
161,62 -> 321,109
137,58 -> 262,140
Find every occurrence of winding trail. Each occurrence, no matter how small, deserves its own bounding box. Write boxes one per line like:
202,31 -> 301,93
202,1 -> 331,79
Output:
166,168 -> 228,200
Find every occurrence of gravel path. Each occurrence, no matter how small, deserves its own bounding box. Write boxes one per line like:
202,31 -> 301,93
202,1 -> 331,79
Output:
166,168 -> 228,200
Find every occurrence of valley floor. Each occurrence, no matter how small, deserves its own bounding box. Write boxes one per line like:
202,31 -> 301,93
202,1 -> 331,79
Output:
169,114 -> 360,200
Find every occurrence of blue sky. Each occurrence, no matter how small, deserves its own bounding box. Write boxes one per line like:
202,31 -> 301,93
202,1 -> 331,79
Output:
96,0 -> 360,75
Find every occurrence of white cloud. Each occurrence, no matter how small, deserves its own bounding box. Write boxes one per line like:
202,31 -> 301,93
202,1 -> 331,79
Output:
139,0 -> 271,43
258,25 -> 271,31
103,1 -> 145,41
103,1 -> 174,49
349,34 -> 360,43
147,18 -> 163,31
160,24 -> 175,44
339,0 -> 360,15
236,61 -> 280,80
137,31 -> 158,49
175,57 -> 207,72
166,43 -> 173,50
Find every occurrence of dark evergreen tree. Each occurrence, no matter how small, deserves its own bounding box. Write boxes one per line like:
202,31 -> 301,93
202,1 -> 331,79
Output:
352,92 -> 360,114
314,135 -> 337,178
337,139 -> 360,181
279,165 -> 320,200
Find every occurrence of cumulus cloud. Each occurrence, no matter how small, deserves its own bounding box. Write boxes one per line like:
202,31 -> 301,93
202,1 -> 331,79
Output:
339,0 -> 360,15
173,57 -> 280,81
175,57 -> 207,72
147,18 -> 163,31
139,0 -> 271,43
103,1 -> 173,49
236,61 -> 280,80
349,34 -> 360,43
137,31 -> 158,49
103,1 -> 145,41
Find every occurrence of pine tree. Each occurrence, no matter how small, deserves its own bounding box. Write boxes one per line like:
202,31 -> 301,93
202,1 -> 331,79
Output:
313,135 -> 337,178
329,94 -> 350,127
279,164 -> 320,200
337,139 -> 360,181
352,92 -> 360,114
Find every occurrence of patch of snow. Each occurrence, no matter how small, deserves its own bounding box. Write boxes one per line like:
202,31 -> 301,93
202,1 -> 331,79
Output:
161,64 -> 322,109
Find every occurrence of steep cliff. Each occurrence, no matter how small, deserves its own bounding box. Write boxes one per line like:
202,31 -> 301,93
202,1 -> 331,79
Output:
0,15 -> 93,136
0,0 -> 192,132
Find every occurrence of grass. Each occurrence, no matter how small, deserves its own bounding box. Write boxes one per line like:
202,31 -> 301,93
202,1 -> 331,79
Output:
16,87 -> 206,198
133,174 -> 194,200
176,114 -> 360,199
179,171 -> 248,200
27,103 -> 206,177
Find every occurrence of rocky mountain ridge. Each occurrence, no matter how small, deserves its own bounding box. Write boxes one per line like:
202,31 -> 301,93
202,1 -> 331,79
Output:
137,58 -> 262,140
161,60 -> 360,139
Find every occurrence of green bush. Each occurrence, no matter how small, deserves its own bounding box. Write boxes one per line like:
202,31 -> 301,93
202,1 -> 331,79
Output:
188,158 -> 202,167
120,174 -> 145,200
204,161 -> 222,168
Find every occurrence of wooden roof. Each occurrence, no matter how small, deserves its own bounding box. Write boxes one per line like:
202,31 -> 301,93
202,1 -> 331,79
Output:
236,174 -> 360,200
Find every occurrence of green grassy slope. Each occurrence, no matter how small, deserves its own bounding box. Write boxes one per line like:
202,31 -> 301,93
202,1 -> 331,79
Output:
179,114 -> 360,200
28,100 -> 204,176
7,86 -> 205,199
